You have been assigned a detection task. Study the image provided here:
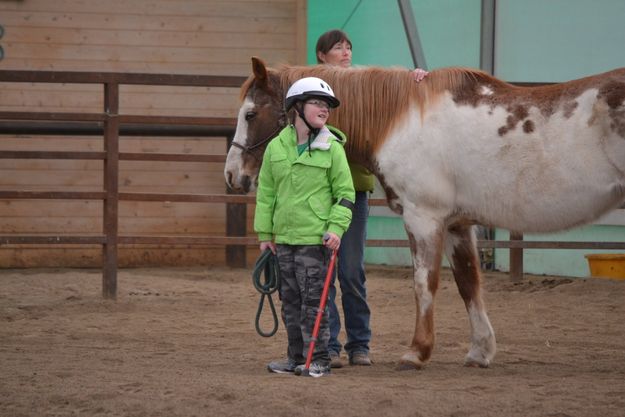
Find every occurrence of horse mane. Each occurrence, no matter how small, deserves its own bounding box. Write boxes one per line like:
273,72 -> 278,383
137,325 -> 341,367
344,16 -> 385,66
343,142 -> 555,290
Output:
241,62 -> 498,164
279,65 -> 496,162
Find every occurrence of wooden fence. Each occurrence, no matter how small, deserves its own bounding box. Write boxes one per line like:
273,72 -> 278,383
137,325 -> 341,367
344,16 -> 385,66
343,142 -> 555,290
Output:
1,70 -> 624,299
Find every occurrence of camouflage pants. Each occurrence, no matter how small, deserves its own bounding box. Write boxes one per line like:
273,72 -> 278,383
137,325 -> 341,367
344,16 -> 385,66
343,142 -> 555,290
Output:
276,244 -> 332,366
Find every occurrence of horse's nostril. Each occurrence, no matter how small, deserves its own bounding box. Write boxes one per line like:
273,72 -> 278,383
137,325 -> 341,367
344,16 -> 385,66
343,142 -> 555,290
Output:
242,176 -> 251,193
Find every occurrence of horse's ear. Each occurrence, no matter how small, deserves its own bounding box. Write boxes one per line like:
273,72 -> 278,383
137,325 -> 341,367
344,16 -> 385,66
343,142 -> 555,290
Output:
251,56 -> 268,86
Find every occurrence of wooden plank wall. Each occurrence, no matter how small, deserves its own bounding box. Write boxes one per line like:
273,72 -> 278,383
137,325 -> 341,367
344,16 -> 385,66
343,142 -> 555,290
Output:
0,0 -> 306,267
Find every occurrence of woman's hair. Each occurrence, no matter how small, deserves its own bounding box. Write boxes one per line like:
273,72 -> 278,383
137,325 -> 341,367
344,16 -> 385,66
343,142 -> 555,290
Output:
315,29 -> 352,64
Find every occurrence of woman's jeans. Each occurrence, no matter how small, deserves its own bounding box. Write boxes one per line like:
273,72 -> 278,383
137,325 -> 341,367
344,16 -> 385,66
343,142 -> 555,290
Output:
328,191 -> 371,356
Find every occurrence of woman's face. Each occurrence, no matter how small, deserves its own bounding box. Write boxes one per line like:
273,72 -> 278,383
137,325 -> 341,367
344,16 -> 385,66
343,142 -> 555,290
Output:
318,40 -> 352,68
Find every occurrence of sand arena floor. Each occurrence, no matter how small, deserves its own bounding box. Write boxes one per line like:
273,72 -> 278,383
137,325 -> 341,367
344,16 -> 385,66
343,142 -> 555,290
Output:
2,265 -> 625,417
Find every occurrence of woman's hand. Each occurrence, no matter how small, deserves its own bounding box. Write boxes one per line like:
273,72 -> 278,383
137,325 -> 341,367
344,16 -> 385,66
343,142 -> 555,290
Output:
260,241 -> 276,254
412,68 -> 429,82
323,232 -> 341,251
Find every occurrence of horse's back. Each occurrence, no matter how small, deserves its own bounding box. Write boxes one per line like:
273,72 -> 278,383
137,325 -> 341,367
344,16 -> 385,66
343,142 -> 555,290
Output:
375,66 -> 625,233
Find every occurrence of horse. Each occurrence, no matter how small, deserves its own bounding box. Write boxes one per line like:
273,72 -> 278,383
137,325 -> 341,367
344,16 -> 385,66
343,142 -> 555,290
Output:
224,57 -> 625,369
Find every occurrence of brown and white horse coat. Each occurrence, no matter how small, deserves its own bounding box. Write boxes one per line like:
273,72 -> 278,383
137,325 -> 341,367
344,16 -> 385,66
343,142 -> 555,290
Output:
225,57 -> 625,369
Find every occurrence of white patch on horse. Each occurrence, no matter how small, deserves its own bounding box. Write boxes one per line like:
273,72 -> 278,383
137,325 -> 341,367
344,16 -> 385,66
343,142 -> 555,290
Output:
479,85 -> 494,96
466,301 -> 496,366
224,98 -> 254,188
377,89 -> 625,233
376,104 -> 457,217
232,98 -> 254,149
402,207 -> 443,316
413,267 -> 432,315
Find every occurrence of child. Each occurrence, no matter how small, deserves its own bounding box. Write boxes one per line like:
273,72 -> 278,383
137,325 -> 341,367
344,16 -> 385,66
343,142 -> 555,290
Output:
254,77 -> 355,377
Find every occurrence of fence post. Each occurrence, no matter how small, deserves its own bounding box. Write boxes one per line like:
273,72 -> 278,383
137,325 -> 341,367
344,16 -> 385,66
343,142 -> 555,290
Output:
225,134 -> 247,268
103,82 -> 119,299
509,232 -> 523,281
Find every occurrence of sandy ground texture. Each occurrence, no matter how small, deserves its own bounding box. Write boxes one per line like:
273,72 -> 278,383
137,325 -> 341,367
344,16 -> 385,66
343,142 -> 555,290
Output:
2,265 -> 625,417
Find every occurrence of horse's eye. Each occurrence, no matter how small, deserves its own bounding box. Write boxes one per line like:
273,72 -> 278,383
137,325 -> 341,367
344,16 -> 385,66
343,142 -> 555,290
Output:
245,111 -> 256,121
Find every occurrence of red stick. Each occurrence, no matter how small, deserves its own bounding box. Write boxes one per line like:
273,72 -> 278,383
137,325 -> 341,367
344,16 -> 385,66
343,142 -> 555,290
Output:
304,249 -> 337,371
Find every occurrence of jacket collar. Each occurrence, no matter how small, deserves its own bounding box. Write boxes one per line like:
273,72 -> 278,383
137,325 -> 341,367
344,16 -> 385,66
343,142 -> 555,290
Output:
308,126 -> 335,151
281,124 -> 346,152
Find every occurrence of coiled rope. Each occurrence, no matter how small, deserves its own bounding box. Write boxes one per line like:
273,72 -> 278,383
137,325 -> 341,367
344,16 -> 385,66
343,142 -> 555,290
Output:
252,249 -> 280,337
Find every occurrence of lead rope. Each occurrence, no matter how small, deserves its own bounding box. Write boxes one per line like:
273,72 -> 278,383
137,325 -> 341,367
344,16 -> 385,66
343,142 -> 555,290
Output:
252,249 -> 280,337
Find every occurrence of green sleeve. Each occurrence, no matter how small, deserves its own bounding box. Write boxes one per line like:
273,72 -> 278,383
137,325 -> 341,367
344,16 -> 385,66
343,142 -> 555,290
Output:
327,142 -> 355,238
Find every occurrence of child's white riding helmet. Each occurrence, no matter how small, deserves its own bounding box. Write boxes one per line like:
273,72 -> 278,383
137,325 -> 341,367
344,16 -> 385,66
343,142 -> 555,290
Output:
285,77 -> 340,110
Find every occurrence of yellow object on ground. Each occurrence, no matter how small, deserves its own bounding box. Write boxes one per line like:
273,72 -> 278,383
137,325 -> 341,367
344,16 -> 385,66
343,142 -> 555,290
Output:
585,254 -> 625,280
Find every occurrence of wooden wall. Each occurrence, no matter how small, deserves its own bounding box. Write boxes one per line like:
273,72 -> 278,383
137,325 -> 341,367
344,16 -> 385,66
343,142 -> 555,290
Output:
0,0 -> 306,267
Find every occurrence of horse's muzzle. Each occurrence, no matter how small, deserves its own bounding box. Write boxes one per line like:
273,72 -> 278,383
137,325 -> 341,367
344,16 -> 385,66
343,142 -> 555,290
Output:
225,171 -> 252,194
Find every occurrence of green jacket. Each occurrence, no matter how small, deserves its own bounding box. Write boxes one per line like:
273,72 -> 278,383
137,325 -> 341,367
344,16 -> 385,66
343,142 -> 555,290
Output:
349,163 -> 375,192
254,125 -> 355,245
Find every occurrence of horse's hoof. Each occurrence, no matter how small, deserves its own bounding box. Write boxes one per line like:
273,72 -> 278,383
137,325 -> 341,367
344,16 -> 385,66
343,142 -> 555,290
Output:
397,352 -> 425,371
464,356 -> 490,368
396,361 -> 423,371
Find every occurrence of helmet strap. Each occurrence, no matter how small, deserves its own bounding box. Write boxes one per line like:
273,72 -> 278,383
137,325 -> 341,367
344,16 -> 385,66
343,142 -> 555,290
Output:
295,102 -> 320,155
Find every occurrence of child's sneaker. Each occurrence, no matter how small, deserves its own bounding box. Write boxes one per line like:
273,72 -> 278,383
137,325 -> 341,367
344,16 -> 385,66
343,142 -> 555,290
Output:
267,358 -> 298,374
294,362 -> 331,378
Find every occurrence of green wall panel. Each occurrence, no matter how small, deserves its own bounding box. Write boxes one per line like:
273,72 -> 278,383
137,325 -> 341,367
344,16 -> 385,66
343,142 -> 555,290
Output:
495,226 -> 625,278
495,0 -> 625,81
364,217 -> 411,266
307,0 -> 481,69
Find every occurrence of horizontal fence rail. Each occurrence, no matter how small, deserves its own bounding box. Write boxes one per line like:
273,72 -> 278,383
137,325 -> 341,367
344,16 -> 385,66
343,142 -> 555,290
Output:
0,69 -> 247,299
1,70 -> 623,297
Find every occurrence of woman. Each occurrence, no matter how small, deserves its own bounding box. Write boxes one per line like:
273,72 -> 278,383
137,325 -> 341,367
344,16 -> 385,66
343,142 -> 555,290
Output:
315,29 -> 428,368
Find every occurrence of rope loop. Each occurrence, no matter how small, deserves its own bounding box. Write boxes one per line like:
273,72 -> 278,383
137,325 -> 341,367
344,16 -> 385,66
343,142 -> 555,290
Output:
252,249 -> 280,337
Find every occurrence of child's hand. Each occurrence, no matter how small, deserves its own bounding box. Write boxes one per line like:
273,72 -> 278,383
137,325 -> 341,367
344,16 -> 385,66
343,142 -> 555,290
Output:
260,241 -> 276,254
323,232 -> 340,251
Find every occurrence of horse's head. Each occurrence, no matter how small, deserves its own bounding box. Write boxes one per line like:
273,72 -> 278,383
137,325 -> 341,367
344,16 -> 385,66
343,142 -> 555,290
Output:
224,57 -> 287,193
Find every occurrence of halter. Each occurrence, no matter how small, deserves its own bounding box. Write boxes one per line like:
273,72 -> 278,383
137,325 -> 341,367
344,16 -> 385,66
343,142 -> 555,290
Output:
229,113 -> 286,160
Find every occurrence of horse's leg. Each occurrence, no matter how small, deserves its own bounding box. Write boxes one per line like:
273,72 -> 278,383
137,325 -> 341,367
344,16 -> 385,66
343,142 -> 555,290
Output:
445,224 -> 496,367
397,215 -> 445,370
